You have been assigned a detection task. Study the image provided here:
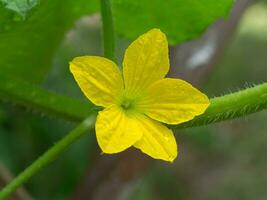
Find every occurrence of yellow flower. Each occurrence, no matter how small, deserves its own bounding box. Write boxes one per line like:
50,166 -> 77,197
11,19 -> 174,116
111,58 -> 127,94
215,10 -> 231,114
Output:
70,29 -> 210,162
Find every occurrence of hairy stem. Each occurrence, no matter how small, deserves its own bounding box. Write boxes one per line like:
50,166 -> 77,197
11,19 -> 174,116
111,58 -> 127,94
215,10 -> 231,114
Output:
175,83 -> 267,129
0,117 -> 95,200
100,0 -> 117,62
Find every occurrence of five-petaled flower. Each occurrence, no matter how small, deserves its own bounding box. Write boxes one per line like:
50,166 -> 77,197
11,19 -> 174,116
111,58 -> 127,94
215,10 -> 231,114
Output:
70,29 -> 210,162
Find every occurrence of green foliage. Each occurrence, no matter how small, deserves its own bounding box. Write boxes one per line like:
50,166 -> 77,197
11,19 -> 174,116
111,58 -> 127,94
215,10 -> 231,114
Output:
0,0 -> 234,84
0,0 -> 98,83
112,0 -> 234,45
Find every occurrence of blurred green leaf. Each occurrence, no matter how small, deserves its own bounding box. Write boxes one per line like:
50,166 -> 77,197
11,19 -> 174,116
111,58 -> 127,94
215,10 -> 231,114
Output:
0,0 -> 98,83
112,0 -> 234,45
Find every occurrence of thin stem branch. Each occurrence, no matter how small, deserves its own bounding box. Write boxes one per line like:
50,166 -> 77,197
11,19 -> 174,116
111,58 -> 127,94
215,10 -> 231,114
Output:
0,117 -> 95,200
100,0 -> 117,63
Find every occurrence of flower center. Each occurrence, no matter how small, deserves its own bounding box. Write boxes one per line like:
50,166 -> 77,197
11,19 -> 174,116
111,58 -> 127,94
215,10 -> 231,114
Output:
120,98 -> 135,110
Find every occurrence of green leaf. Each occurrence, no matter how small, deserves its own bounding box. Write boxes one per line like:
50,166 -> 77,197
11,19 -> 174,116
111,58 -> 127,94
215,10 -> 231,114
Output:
0,0 -> 98,83
112,0 -> 234,45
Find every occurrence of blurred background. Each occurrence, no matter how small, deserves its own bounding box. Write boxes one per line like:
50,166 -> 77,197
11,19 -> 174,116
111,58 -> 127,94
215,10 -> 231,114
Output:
1,0 -> 267,199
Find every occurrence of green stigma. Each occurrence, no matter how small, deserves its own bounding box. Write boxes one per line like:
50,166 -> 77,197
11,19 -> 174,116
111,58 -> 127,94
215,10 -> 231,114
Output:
120,98 -> 135,110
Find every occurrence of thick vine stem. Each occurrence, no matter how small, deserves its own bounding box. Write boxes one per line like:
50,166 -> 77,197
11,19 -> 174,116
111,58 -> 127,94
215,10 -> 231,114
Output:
100,0 -> 117,62
175,83 -> 267,129
0,117 -> 95,200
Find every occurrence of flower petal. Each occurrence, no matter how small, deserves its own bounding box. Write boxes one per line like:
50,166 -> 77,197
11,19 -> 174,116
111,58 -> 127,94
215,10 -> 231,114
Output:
70,56 -> 123,107
134,116 -> 177,162
123,29 -> 169,97
96,106 -> 142,154
138,78 -> 210,125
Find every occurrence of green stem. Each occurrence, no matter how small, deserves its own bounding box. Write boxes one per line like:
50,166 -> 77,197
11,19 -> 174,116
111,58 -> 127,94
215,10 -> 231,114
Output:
0,116 -> 95,200
100,0 -> 117,62
0,73 -> 93,122
175,83 -> 267,129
